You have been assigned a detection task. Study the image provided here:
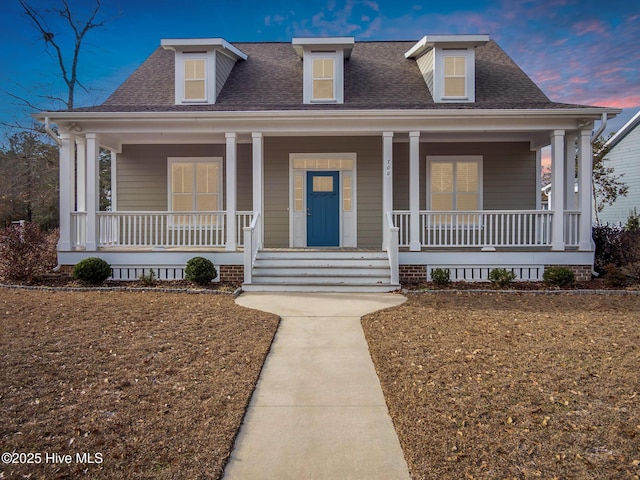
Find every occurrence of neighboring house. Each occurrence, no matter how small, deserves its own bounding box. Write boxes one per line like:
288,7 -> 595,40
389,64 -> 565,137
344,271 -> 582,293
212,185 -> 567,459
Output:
597,111 -> 640,225
37,34 -> 619,291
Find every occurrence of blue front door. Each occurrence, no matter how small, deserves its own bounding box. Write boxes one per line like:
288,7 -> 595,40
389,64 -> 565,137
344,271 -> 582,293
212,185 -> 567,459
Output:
307,171 -> 339,247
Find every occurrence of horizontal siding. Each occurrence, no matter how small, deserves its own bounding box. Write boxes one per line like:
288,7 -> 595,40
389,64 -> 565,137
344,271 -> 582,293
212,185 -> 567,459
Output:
599,126 -> 640,224
117,144 -> 248,212
216,51 -> 236,97
263,136 -> 382,248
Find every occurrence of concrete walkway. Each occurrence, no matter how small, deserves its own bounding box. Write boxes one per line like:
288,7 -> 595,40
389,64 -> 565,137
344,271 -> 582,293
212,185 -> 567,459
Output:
223,292 -> 411,480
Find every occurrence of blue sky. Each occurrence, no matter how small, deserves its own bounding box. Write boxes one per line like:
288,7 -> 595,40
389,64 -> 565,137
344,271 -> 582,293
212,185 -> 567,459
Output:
1,0 -> 638,140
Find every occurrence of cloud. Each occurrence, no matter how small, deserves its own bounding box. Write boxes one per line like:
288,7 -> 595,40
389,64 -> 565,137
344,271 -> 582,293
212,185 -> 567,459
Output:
289,0 -> 384,38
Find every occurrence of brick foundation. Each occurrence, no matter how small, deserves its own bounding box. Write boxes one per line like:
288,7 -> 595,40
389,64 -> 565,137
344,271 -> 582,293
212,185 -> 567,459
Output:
544,265 -> 592,282
399,264 -> 427,284
219,264 -> 244,284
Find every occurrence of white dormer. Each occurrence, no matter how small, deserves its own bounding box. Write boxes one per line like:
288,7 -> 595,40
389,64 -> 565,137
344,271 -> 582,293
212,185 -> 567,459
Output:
405,35 -> 489,103
161,38 -> 247,105
292,37 -> 354,105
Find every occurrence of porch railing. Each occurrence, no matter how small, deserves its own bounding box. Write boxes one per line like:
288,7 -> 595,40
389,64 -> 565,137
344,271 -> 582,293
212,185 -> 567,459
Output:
564,210 -> 580,248
243,211 -> 261,284
70,211 -> 256,249
392,210 -> 558,248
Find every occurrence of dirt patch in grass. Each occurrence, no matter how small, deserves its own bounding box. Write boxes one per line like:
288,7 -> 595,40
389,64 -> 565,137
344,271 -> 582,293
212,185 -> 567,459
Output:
362,293 -> 640,480
1,289 -> 279,479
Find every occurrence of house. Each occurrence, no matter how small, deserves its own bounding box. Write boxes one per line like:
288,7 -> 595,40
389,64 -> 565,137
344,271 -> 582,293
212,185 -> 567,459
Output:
597,111 -> 640,225
37,34 -> 620,291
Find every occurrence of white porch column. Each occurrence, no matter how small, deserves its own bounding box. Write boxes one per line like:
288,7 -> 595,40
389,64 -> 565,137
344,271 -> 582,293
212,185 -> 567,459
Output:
225,133 -> 237,251
578,129 -> 593,250
58,132 -> 75,251
409,131 -> 421,251
75,137 -> 86,212
252,132 -> 264,246
535,148 -> 543,210
110,150 -> 117,211
565,133 -> 577,210
85,133 -> 99,251
382,131 -> 394,249
550,130 -> 565,251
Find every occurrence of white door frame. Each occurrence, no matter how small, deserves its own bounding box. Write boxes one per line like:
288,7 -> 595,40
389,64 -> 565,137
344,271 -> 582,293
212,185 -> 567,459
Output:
289,153 -> 357,248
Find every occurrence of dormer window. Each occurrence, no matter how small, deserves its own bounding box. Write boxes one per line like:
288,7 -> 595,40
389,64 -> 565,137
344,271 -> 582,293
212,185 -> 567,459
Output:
293,37 -> 354,105
161,38 -> 247,105
184,57 -> 207,101
405,35 -> 488,103
312,56 -> 336,101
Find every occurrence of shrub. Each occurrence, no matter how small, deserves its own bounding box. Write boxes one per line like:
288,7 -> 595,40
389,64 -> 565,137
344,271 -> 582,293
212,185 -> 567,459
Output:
431,268 -> 450,286
488,268 -> 517,287
0,223 -> 58,281
543,266 -> 575,287
185,257 -> 217,286
73,257 -> 112,284
603,263 -> 626,288
138,269 -> 157,286
592,224 -> 624,275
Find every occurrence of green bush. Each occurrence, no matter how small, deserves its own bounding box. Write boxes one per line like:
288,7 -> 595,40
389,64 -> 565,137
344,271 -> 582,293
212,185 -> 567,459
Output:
603,263 -> 627,288
488,268 -> 517,287
185,257 -> 217,286
431,268 -> 450,286
73,257 -> 111,284
543,266 -> 575,287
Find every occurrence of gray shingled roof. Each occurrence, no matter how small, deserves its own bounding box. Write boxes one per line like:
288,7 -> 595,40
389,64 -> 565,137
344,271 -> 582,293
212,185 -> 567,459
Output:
79,39 -> 594,112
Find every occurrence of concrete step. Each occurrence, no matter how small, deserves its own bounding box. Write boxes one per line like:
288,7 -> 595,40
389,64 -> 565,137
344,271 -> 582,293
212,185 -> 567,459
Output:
245,249 -> 395,293
241,283 -> 401,293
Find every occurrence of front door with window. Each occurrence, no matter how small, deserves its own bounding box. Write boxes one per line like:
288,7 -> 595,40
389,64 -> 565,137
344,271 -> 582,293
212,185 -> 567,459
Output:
306,171 -> 339,246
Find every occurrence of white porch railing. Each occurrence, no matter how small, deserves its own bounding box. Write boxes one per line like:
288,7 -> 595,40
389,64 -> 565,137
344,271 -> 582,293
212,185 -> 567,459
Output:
95,211 -> 227,248
564,210 -> 580,248
236,211 -> 254,248
421,210 -> 554,247
391,210 -> 561,248
243,211 -> 261,284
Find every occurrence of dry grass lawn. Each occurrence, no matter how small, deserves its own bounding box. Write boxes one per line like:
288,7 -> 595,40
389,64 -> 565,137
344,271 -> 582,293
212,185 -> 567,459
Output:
0,289 -> 279,479
362,293 -> 640,480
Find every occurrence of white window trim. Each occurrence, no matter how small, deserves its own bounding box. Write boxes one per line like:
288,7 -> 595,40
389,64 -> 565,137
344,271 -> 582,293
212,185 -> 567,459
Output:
303,50 -> 344,104
289,153 -> 357,247
167,157 -> 223,213
433,48 -> 476,102
174,51 -> 216,104
426,155 -> 483,211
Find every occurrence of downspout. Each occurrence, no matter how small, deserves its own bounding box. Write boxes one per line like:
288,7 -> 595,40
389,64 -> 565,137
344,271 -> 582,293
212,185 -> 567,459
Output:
44,116 -> 62,146
590,113 -> 608,277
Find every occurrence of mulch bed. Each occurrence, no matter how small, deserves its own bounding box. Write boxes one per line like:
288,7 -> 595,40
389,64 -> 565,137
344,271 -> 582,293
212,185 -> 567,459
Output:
362,293 -> 640,480
0,289 -> 279,479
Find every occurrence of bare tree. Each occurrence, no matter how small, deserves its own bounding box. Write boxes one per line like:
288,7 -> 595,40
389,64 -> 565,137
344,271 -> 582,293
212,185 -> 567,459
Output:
18,0 -> 108,110
592,133 -> 628,225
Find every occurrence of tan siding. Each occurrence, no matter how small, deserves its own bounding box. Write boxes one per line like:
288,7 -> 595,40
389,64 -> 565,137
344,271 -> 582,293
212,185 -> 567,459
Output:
416,49 -> 434,97
237,144 -> 253,211
393,143 -> 409,210
117,144 -> 226,211
263,136 -> 383,248
420,142 -> 536,211
216,51 -> 236,97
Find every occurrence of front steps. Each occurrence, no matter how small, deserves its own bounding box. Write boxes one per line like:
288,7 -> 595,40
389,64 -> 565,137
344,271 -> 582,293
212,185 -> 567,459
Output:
242,250 -> 400,293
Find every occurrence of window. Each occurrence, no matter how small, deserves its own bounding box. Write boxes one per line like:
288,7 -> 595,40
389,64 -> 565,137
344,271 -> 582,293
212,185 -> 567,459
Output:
428,156 -> 482,211
444,56 -> 466,97
312,58 -> 335,100
169,158 -> 222,213
184,58 -> 206,101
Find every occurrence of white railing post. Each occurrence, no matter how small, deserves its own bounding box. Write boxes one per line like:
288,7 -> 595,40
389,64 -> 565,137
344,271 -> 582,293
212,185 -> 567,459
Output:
386,212 -> 399,285
243,211 -> 261,284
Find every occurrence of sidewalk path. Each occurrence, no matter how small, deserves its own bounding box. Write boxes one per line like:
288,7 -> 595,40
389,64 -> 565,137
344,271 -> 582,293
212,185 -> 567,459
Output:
223,292 -> 410,480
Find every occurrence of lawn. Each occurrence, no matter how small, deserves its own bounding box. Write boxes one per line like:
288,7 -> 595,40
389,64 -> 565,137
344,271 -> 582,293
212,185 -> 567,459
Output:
0,289 -> 279,479
362,292 -> 640,480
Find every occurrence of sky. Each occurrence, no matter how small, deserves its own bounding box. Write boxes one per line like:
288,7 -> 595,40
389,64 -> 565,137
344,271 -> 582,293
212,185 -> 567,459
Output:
0,0 -> 638,143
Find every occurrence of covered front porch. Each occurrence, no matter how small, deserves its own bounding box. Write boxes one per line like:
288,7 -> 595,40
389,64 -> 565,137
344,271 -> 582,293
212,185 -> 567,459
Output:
51,109 -> 602,288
